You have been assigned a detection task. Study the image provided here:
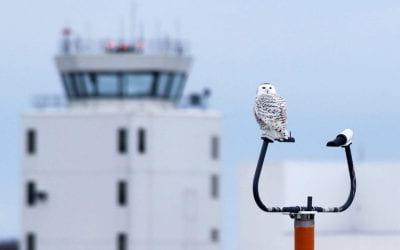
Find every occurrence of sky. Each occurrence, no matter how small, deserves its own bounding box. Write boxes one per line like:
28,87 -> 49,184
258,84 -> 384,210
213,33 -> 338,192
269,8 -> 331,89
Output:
1,0 -> 400,247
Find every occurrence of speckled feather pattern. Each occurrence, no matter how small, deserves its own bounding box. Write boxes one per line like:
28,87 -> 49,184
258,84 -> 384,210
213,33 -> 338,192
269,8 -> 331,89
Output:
254,94 -> 288,140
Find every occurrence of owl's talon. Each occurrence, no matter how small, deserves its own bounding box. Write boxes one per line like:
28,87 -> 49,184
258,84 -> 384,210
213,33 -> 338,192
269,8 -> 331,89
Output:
275,136 -> 295,143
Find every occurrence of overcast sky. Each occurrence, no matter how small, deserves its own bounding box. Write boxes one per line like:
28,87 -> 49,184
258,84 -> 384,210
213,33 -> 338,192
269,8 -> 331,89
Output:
1,0 -> 400,246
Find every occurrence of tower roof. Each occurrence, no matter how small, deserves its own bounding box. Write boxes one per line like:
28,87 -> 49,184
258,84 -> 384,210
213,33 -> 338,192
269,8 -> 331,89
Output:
56,54 -> 192,73
56,53 -> 192,104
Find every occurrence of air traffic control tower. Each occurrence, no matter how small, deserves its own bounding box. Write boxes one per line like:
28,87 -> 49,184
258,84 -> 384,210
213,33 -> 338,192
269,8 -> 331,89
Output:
22,29 -> 221,250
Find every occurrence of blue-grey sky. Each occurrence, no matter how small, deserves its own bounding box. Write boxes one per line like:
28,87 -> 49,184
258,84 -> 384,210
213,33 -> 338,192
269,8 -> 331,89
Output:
1,0 -> 400,246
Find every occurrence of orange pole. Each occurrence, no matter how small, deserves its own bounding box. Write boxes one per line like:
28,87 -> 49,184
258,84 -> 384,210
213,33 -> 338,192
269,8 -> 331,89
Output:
294,214 -> 314,250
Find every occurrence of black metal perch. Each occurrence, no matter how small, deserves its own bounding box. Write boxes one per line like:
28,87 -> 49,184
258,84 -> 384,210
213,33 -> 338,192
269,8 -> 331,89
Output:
252,130 -> 356,214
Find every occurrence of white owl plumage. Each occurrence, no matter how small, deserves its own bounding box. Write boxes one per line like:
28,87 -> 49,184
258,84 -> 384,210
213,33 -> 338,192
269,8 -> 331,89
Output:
254,83 -> 289,141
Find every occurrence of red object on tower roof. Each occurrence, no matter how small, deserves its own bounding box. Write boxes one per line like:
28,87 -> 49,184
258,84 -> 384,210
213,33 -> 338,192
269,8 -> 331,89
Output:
62,27 -> 72,36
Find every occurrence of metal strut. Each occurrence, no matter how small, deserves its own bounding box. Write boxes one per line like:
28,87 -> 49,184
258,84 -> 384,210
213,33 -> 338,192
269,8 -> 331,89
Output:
252,137 -> 356,214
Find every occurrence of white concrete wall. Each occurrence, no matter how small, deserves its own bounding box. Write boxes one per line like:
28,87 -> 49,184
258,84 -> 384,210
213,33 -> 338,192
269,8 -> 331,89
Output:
22,110 -> 221,250
22,113 -> 130,250
239,161 -> 400,250
129,114 -> 221,250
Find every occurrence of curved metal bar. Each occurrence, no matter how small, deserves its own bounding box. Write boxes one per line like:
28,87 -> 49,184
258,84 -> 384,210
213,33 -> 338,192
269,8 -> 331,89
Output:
252,139 -> 356,214
252,138 -> 283,212
322,145 -> 356,212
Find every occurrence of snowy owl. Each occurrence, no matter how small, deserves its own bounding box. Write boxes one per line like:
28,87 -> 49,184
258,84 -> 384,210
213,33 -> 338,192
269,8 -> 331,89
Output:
254,83 -> 289,141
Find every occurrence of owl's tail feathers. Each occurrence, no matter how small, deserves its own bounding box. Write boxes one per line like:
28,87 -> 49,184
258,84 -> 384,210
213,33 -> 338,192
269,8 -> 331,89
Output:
261,129 -> 276,141
261,129 -> 295,143
282,129 -> 289,139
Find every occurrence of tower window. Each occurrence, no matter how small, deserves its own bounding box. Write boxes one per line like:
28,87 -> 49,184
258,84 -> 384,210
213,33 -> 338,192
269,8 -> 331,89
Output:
118,181 -> 127,206
211,174 -> 219,199
211,136 -> 219,160
26,181 -> 36,206
118,128 -> 128,154
138,128 -> 146,154
26,129 -> 36,155
97,74 -> 120,96
26,232 -> 35,250
61,72 -> 187,103
117,232 -> 127,250
210,228 -> 220,243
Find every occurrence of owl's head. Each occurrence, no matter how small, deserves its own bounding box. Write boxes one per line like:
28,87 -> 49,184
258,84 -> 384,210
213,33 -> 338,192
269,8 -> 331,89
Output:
257,83 -> 277,96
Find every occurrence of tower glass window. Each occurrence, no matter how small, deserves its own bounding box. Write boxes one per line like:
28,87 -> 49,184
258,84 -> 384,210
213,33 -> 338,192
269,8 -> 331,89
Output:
76,74 -> 88,97
69,74 -> 79,97
155,73 -> 170,97
61,71 -> 187,102
73,74 -> 85,97
62,74 -> 74,98
83,73 -> 97,96
97,74 -> 121,96
124,73 -> 153,96
169,74 -> 185,101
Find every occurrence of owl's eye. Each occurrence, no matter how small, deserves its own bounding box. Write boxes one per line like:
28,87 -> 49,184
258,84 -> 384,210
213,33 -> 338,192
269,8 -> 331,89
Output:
269,87 -> 272,89
262,87 -> 266,89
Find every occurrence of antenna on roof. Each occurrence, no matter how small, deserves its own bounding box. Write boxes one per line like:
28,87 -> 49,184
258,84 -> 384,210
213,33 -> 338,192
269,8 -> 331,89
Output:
83,21 -> 92,52
136,21 -> 145,53
174,18 -> 184,55
154,19 -> 162,40
174,18 -> 181,40
61,27 -> 72,54
139,22 -> 145,39
129,1 -> 137,43
119,16 -> 125,43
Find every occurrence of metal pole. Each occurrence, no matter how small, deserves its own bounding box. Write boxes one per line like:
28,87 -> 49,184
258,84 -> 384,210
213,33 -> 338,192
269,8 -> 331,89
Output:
293,214 -> 314,250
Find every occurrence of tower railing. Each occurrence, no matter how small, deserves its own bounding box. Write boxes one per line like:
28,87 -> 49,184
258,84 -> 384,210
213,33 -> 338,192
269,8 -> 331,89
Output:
32,95 -> 67,109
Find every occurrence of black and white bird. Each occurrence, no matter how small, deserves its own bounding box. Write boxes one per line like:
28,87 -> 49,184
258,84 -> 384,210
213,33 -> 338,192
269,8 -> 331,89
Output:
254,83 -> 289,141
